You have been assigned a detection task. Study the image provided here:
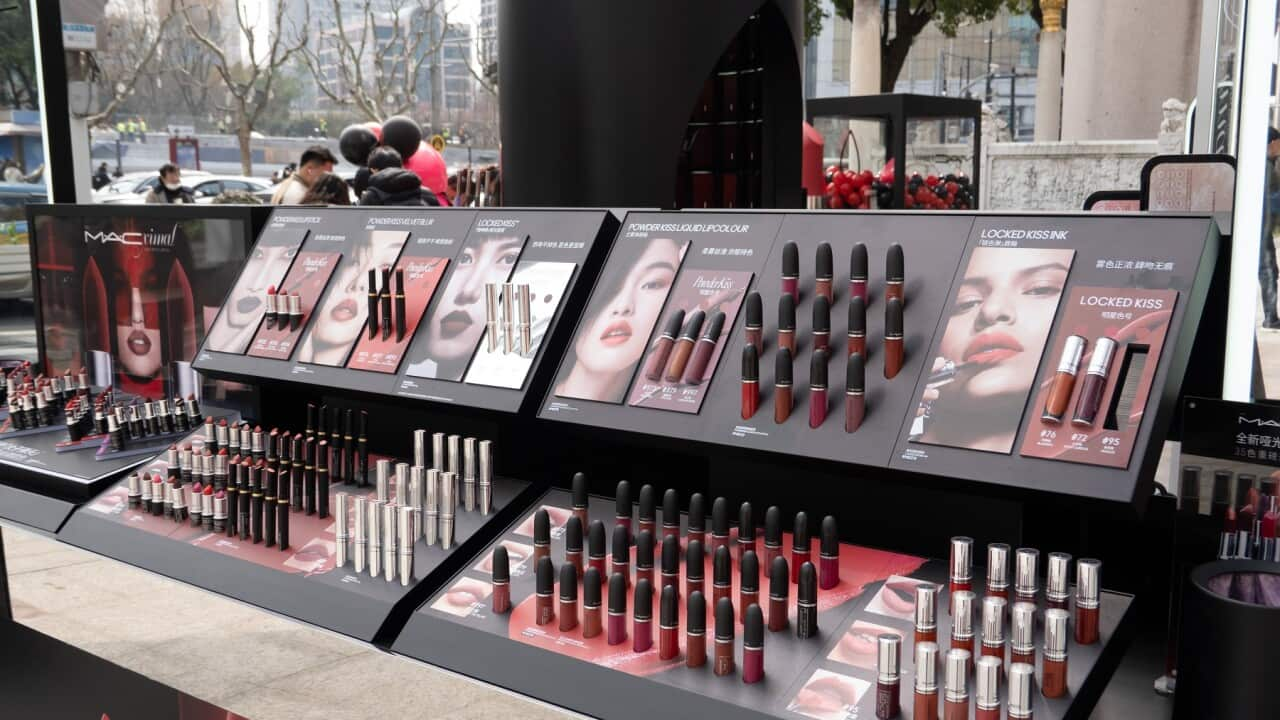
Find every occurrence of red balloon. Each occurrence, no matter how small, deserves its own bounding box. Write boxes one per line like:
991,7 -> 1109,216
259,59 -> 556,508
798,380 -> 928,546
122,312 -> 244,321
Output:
403,140 -> 448,194
829,195 -> 846,209
363,121 -> 383,143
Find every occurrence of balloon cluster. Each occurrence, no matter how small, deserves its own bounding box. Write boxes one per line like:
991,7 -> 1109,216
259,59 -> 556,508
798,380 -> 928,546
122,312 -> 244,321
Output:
338,115 -> 448,199
823,163 -> 974,210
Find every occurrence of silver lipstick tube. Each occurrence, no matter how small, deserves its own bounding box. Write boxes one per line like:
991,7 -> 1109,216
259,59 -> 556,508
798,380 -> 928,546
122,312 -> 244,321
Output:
501,282 -> 515,354
398,505 -> 415,586
353,496 -> 368,573
431,432 -> 445,471
425,468 -> 440,545
383,503 -> 397,583
395,462 -> 410,506
376,459 -> 391,504
485,283 -> 500,352
440,472 -> 456,550
367,500 -> 382,578
413,429 -> 427,469
409,466 -> 424,540
335,493 -> 350,568
478,439 -> 493,514
447,434 -> 461,476
463,437 -> 477,512
519,284 -> 532,356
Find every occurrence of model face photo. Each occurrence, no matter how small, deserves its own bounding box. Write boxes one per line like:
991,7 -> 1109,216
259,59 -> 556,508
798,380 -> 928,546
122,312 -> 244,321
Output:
110,243 -> 163,380
299,231 -> 406,366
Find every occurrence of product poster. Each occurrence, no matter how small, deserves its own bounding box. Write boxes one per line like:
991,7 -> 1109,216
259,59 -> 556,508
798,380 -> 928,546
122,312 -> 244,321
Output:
1146,160 -> 1235,214
909,245 -> 1075,454
295,230 -> 409,367
246,250 -> 342,361
347,255 -> 450,373
1019,286 -> 1177,468
786,668 -> 871,720
204,228 -> 307,355
404,233 -> 528,381
463,260 -> 576,389
553,236 -> 691,404
625,268 -> 753,413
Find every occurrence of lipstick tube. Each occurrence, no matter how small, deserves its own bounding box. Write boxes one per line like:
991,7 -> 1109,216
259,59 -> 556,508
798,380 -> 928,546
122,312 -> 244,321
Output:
849,242 -> 868,302
685,539 -> 705,599
409,467 -> 424,541
289,435 -> 303,509
741,603 -> 764,684
572,471 -> 589,528
781,241 -> 799,302
559,563 -> 579,632
664,310 -> 705,383
644,310 -> 685,382
713,597 -> 735,676
885,243 -> 904,305
1042,608 -> 1069,698
171,480 -> 187,523
582,567 -> 602,637
792,511 -> 811,582
633,578 -> 654,652
463,437 -> 477,512
397,506 -> 414,585
712,544 -> 732,608
341,411 -> 354,485
478,439 -> 493,514
744,292 -> 763,354
949,536 -> 973,611
981,595 -> 1007,666
777,294 -> 796,354
588,520 -> 607,583
1075,558 -> 1101,645
439,473 -> 456,549
615,480 -> 632,536
288,293 -> 302,331
565,515 -> 584,575
212,491 -> 228,533
1014,547 -> 1040,606
518,284 -> 532,355
353,497 -> 367,574
635,530 -> 655,588
638,484 -> 656,538
608,572 -> 627,645
809,350 -> 828,428
741,344 -> 759,420
661,534 -> 679,595
376,458 -> 391,504
915,584 -> 938,643
335,493 -> 350,567
686,590 -> 707,667
847,295 -> 866,357
265,286 -> 277,329
491,546 -> 511,613
975,655 -> 1001,720
611,523 -> 630,588
424,469 -> 439,546
846,352 -> 865,432
914,642 -> 939,719
659,584 -> 680,659
367,269 -> 379,338
819,515 -> 839,589
501,283 -> 515,354
762,505 -> 781,569
943,649 -> 970,720
371,513 -> 390,583
687,493 -> 706,548
224,462 -> 238,534
187,481 -> 201,526
812,295 -> 830,351
250,470 -> 263,542
394,269 -> 407,343
1010,601 -> 1036,666
768,556 -> 789,632
1008,661 -> 1035,719
263,465 -> 277,547
738,501 -> 756,558
238,462 -> 251,540
1046,551 -> 1072,611
875,633 -> 901,719
884,298 -> 903,379
127,472 -> 141,509
951,590 -> 976,671
484,283 -> 499,352
1072,336 -> 1117,426
316,445 -> 330,519
987,543 -> 1010,602
1043,335 -> 1086,423
303,437 -> 316,515
447,433 -> 461,476
661,488 -> 679,543
815,242 -> 833,302
535,556 -> 555,625
772,347 -> 793,423
739,550 -> 759,621
797,562 -> 818,639
380,268 -> 392,341
431,432 -> 444,472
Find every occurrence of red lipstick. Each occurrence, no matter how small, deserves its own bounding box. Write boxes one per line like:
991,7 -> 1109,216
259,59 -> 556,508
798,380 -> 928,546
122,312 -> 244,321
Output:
664,310 -> 705,383
661,533 -> 680,595
849,242 -> 868,302
884,298 -> 903,379
659,584 -> 680,660
847,295 -> 866,357
743,603 -> 764,684
744,292 -> 763,354
713,544 -> 732,608
819,515 -> 840,589
792,511 -> 811,582
638,484 -> 656,537
738,501 -> 756,558
711,496 -> 730,556
763,505 -> 782,568
809,350 -> 828,428
741,344 -> 759,420
797,562 -> 818,639
559,562 -> 579,632
682,311 -> 725,385
633,578 -> 654,652
811,295 -> 830,351
582,567 -> 603,638
1075,558 -> 1101,645
686,539 -> 705,599
777,294 -> 796,354
611,522 -> 631,588
781,241 -> 799,302
714,596 -> 735,676
846,352 -> 865,433
588,519 -> 607,584
686,590 -> 707,668
571,471 -> 589,527
535,556 -> 555,626
885,243 -> 904,305
491,546 -> 511,614
1042,609 -> 1069,698
768,556 -> 789,632
815,242 -> 833,302
739,550 -> 759,621
533,508 -> 551,564
875,633 -> 901,718
635,529 -> 655,588
565,515 -> 584,575
608,572 -> 628,645
1042,335 -> 1086,423
774,347 -> 793,423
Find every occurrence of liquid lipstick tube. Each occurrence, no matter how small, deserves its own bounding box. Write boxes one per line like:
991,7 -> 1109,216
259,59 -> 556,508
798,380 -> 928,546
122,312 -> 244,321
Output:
975,655 -> 1001,720
440,473 -> 456,549
714,597 -> 735,676
712,544 -> 732,607
636,530 -> 655,588
819,515 -> 839,589
533,508 -> 551,564
777,294 -> 796,354
559,563 -> 579,632
1071,337 -> 1117,426
535,556 -> 555,625
1042,609 -> 1069,698
741,603 -> 765,684
876,633 -> 901,719
484,283 -> 499,352
659,584 -> 680,660
643,310 -> 685,382
661,488 -> 679,543
685,539 -> 705,599
688,493 -> 707,548
1015,548 -> 1040,606
815,242 -> 833,302
492,545 -> 511,613
849,242 -> 868,302
739,501 -> 756,558
638,484 -> 656,537
447,434 -> 461,476
686,591 -> 707,668
1008,662 -> 1035,719
914,642 -> 939,719
774,347 -> 793,423
1045,551 -> 1072,611
290,435 -> 303,508
238,462 -> 251,540
664,310 -> 705,383
682,310 -> 725,384
615,480 -> 632,536
572,471 -> 589,528
797,562 -> 818,639
380,268 -> 392,340
763,505 -> 781,568
353,497 -> 367,574
781,241 -> 799,302
608,572 -> 628,645
394,269 -> 406,342
633,578 -> 654,652
885,243 -> 904,305
950,536 -> 973,611
263,466 -> 277,547
768,556 -> 789,632
342,412 -> 354,485
811,295 -> 830,351
462,437 -> 477,511
792,511 -> 811,582
744,292 -> 763,354
943,649 -> 970,720
367,269 -> 379,337
739,550 -> 759,621
809,351 -> 828,428
565,515 -> 584,575
1010,601 -> 1036,666
582,567 -> 602,638
588,520 -> 607,583
741,344 -> 759,420
501,283 -> 515,354
1075,558 -> 1101,645
915,584 -> 938,643
846,352 -> 865,432
661,534 -> 680,595
884,298 -> 903,379
987,543 -> 1010,602
981,595 -> 1007,665
951,590 -> 975,668
1042,335 -> 1086,423
612,523 -> 631,587
303,437 -> 316,515
710,496 -> 730,556
847,295 -> 866,357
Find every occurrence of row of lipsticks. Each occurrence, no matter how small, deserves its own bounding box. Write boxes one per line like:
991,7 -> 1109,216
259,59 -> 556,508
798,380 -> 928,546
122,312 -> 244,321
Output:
333,429 -> 497,585
484,282 -> 536,356
100,394 -> 204,451
1179,465 -> 1280,562
6,366 -> 91,431
263,285 -> 305,333
364,269 -> 407,342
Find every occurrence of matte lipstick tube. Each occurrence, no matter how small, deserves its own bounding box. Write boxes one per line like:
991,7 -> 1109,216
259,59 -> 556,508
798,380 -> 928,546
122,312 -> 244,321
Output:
367,269 -> 379,338
1010,601 -> 1036,666
1075,558 -> 1101,645
819,515 -> 840,589
792,511 -> 811,582
738,501 -> 756,558
380,268 -> 392,341
797,562 -> 818,639
608,572 -> 628,645
847,296 -> 866,357
1072,336 -> 1117,426
238,461 -> 251,540
633,578 -> 654,652
688,493 -> 707,548
394,269 -> 406,342
290,435 -> 303,509
815,242 -> 834,302
943,649 -> 970,720
914,642 -> 939,719
763,505 -> 782,568
744,292 -> 763,354
1008,662 -> 1035,719
712,545 -> 732,608
915,584 -> 938,643
638,484 -> 656,537
564,515 -> 584,575
741,344 -> 759,420
774,347 -> 793,423
686,591 -> 707,668
975,655 -> 1001,720
664,310 -> 706,383
612,523 -> 631,587
809,351 -> 828,428
981,595 -> 1007,665
950,536 -> 973,610
987,543 -> 1010,602
303,437 -> 316,515
849,242 -> 868,302
635,530 -> 655,588
686,539 -> 705,599
714,597 -> 735,676
559,563 -> 579,632
535,556 -> 555,626
342,410 -> 354,485
588,520 -> 607,583
811,295 -> 830,351
615,480 -> 632,536
1042,609 -> 1069,698
572,471 -> 589,528
1042,335 -> 1086,423
739,550 -> 759,621
846,352 -> 865,433
644,310 -> 685,382
743,604 -> 765,684
490,546 -> 511,612
316,446 -> 330,519
781,241 -> 799,302
777,294 -> 796,354
265,286 -> 277,329
659,584 -> 680,660
884,298 -> 903,379
1046,552 -> 1072,611
951,590 -> 975,669
876,633 -> 901,719
661,534 -> 680,595
885,243 -> 904,305
661,488 -> 680,543
710,496 -> 730,556
533,508 -> 551,564
583,567 -> 602,638
682,311 -> 725,384
263,465 -> 277,547
768,556 -> 789,632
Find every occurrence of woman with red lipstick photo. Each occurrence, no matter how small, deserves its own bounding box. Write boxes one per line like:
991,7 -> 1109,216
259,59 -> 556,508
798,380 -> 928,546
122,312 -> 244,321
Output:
911,246 -> 1073,453
297,230 -> 407,366
555,236 -> 688,403
108,240 -> 165,396
205,233 -> 303,354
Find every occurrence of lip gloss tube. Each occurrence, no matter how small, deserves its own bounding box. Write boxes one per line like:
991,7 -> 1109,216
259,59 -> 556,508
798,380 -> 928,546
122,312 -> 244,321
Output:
847,296 -> 866,357
712,544 -> 732,607
661,488 -> 679,542
739,550 -> 759,621
943,649 -> 970,720
615,480 -> 632,536
559,563 -> 579,632
768,556 -> 789,632
710,496 -> 730,556
1015,548 -> 1040,606
814,242 -> 834,302
583,567 -> 602,638
744,292 -> 763,354
687,493 -> 707,548
612,523 -> 631,588
664,310 -> 705,383
633,578 -> 654,652
781,241 -> 799,302
661,533 -> 680,594
777,294 -> 796,354
1042,608 -> 1069,698
741,604 -> 765,684
565,515 -> 584,575
797,562 -> 818,639
981,595 -> 1007,666
811,295 -> 830,351
845,352 -> 865,432
588,520 -> 607,583
608,572 -> 628,645
572,471 -> 589,528
950,536 -> 973,611
875,633 -> 901,719
975,654 -> 1001,720
636,530 -> 655,588
1010,601 -> 1036,666
819,515 -> 839,589
951,590 -> 975,669
492,545 -> 511,613
914,642 -> 939,719
1046,552 -> 1072,611
686,539 -> 705,599
686,591 -> 707,668
1008,662 -> 1035,719
849,242 -> 868,302
1075,558 -> 1101,645
535,556 -> 555,626
659,584 -> 680,660
533,508 -> 551,564
682,311 -> 725,385
638,484 -> 656,537
484,283 -> 499,352
741,345 -> 759,420
714,597 -> 735,676
885,243 -> 904,305
763,506 -> 781,568
774,347 -> 793,423
738,501 -> 756,558
884,298 -> 903,379
987,543 -> 1010,602
643,310 -> 685,382
915,584 -> 938,643
792,511 -> 811,582
367,269 -> 378,337
809,351 -> 828,428
1042,335 -> 1086,423
1071,337 -> 1117,426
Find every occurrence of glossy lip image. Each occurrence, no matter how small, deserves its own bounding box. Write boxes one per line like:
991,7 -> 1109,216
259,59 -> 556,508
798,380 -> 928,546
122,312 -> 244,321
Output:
331,298 -> 359,322
282,537 -> 336,575
788,668 -> 871,720
863,574 -> 933,620
962,330 -> 1024,366
828,620 -> 902,669
599,320 -> 632,347
433,577 -> 493,617
513,506 -> 573,538
475,540 -> 534,574
126,329 -> 152,356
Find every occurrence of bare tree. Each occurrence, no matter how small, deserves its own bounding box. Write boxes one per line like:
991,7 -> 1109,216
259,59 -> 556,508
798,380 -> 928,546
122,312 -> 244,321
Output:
177,0 -> 307,174
75,4 -> 174,126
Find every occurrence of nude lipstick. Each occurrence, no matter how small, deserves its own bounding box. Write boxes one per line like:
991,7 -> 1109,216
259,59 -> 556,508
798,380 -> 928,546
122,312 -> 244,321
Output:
849,242 -> 868,302
1072,336 -> 1117,426
847,296 -> 866,357
809,351 -> 828,428
884,298 -> 903,379
687,590 -> 707,668
943,649 -> 970,720
1042,335 -> 1086,423
367,269 -> 379,338
688,493 -> 707,548
1075,558 -> 1101,645
535,556 -> 555,626
661,488 -> 679,542
914,641 -> 939,719
612,523 -> 631,587
714,596 -> 735,676
742,603 -> 764,684
763,506 -> 782,568
875,633 -> 901,719
644,310 -> 685,382
665,310 -> 705,383
633,578 -> 654,652
792,511 -> 811,582
616,480 -> 632,536
819,515 -> 839,589
492,545 -> 511,613
559,563 -> 579,632
1042,608 -> 1069,698
797,562 -> 818,639
565,515 -> 584,575
846,352 -> 865,433
781,241 -> 799,301
815,242 -> 833,302
572,471 -> 589,527
682,311 -> 724,385
915,584 -> 938,643
741,345 -> 759,420
774,347 -> 793,423
661,534 -> 680,596
885,243 -> 904,305
686,539 -> 705,599
713,544 -> 732,607
638,484 -> 656,537
636,530 -> 655,588
588,520 -> 607,583
739,550 -> 759,621
768,556 -> 789,632
744,292 -> 763,354
608,572 -> 628,645
812,295 -> 830,351
975,655 -> 1001,720
583,567 -> 603,638
660,584 -> 680,660
778,294 -> 796,354
711,496 -> 730,556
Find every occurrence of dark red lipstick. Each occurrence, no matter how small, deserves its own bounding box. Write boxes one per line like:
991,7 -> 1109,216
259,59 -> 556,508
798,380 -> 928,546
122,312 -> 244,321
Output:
660,584 -> 680,660
565,515 -> 584,575
738,501 -> 756,558
612,522 -> 631,588
812,295 -> 830,351
686,539 -> 705,599
633,578 -> 654,652
682,310 -> 725,384
778,294 -> 796,354
739,550 -> 760,621
608,572 -> 628,645
846,352 -> 865,433
713,544 -> 732,608
583,567 -> 603,638
809,350 -> 828,428
744,291 -> 763,354
792,511 -> 811,582
763,505 -> 782,568
781,241 -> 799,302
819,515 -> 840,589
638,484 -> 657,537
636,529 -> 655,588
743,603 -> 764,684
588,520 -> 607,586
884,298 -> 903,379
768,555 -> 789,632
535,556 -> 555,626
661,534 -> 680,596
714,596 -> 735,676
847,295 -> 866,357
686,590 -> 707,668
741,344 -> 759,420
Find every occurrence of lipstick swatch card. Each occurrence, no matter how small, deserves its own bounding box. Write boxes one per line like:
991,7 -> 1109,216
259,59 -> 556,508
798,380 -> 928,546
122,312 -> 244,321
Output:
625,268 -> 754,414
346,256 -> 450,373
1019,286 -> 1177,469
246,251 -> 343,361
463,261 -> 576,389
205,229 -> 307,355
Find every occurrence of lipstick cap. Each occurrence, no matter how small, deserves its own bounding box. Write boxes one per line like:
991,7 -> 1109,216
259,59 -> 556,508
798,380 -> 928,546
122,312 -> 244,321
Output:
914,584 -> 937,630
353,496 -> 368,543
583,567 -> 601,607
572,471 -> 588,508
478,439 -> 493,483
535,557 -> 555,596
463,437 -> 477,482
1077,558 -> 1101,609
662,534 -> 679,574
820,515 -> 838,556
782,241 -> 798,277
431,432 -> 445,471
1057,335 -> 1087,374
425,468 -> 439,510
982,595 -> 1006,643
778,294 -> 795,331
639,484 -> 656,521
975,655 -> 1001,709
846,352 -> 864,393
492,545 -> 510,583
440,472 -> 456,513
634,578 -> 653,619
850,242 -> 868,280
1011,601 -> 1036,650
739,501 -> 754,541
810,350 -> 827,388
812,295 -> 829,334
914,641 -> 938,693
686,540 -> 704,579
397,505 -> 414,549
949,536 -> 973,581
745,292 -> 762,328
1008,662 -> 1035,718
944,649 -> 970,701
659,584 -> 678,626
951,590 -> 974,638
534,508 -> 550,546
413,429 -> 427,468
565,515 -> 583,552
1179,466 -> 1201,511
816,242 -> 833,280
793,511 -> 810,546
615,480 -> 631,519
1015,547 -> 1040,593
382,503 -> 397,550
376,459 -> 391,503
742,344 -> 758,382
1044,608 -> 1069,660
609,572 -> 627,613
335,493 -> 350,536
712,496 -> 728,535
886,243 -> 904,282
612,523 -> 630,563
740,550 -> 759,591
662,488 -> 678,526
588,520 -> 606,557
714,596 -> 734,640
658,309 -> 685,341
987,543 -> 1010,588
744,603 -> 764,646
1046,551 -> 1072,600
560,562 -> 578,602
688,493 -> 706,533
885,297 -> 903,337
876,634 -> 901,683
764,505 -> 781,546
678,310 -> 706,342
687,591 -> 707,633
395,462 -> 410,506
713,545 -> 731,584
447,434 -> 461,475
700,311 -> 725,343
770,556 -> 789,598
775,347 -> 792,386
798,562 -> 817,604
1087,336 -> 1118,375
484,283 -> 499,324
636,530 -> 654,569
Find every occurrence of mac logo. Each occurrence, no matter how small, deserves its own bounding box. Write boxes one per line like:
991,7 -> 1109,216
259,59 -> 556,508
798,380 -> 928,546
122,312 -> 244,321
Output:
1237,415 -> 1280,428
84,224 -> 178,248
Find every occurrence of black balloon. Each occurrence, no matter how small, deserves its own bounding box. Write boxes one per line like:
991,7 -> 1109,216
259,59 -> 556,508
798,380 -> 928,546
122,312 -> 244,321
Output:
338,124 -> 379,166
380,115 -> 423,161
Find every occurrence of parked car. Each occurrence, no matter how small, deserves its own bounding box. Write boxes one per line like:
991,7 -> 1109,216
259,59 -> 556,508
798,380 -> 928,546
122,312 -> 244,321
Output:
189,176 -> 274,204
0,182 -> 48,300
93,170 -> 213,203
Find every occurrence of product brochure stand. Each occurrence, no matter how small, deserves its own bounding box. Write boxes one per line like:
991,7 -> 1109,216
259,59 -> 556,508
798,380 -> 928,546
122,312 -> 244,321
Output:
394,488 -> 1135,720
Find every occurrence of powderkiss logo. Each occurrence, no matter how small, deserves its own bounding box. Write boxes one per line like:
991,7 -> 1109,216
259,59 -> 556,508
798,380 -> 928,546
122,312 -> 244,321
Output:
84,224 -> 179,249
1238,415 -> 1280,428
691,273 -> 741,294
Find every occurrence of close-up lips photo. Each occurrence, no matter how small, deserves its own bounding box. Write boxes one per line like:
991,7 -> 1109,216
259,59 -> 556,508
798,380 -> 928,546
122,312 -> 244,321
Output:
963,329 -> 1024,365
126,330 -> 152,356
599,320 -> 632,347
331,298 -> 359,322
831,621 -> 901,669
439,310 -> 473,339
434,578 -> 491,616
879,579 -> 920,616
236,295 -> 262,315
791,671 -> 864,719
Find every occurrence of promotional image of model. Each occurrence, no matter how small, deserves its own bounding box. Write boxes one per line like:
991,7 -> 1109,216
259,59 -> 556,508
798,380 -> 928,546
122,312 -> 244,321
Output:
247,250 -> 343,361
910,246 -> 1075,454
205,229 -> 307,355
464,261 -> 577,389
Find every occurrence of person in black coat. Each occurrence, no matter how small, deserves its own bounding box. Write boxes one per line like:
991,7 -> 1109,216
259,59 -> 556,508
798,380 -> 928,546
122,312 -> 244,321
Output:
358,148 -> 440,206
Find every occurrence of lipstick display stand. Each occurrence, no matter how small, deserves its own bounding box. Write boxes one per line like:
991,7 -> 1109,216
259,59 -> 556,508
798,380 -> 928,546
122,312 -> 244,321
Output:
394,489 -> 1134,720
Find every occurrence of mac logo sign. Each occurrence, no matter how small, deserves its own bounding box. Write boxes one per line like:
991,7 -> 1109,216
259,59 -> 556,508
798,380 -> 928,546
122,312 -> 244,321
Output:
1237,415 -> 1280,428
84,224 -> 178,248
